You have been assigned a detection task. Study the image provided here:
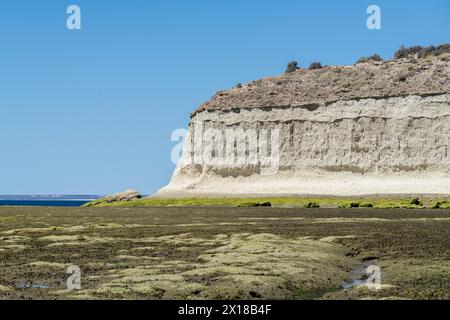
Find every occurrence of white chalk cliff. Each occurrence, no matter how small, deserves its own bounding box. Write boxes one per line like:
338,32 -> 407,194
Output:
158,51 -> 450,197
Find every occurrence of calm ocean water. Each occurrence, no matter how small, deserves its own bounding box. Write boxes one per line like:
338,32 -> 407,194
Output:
0,200 -> 90,207
0,195 -> 100,207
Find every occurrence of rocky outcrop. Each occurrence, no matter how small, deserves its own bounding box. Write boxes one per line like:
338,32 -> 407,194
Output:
86,190 -> 141,206
158,52 -> 450,197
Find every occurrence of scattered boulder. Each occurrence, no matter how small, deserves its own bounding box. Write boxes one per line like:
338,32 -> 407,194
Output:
304,202 -> 320,208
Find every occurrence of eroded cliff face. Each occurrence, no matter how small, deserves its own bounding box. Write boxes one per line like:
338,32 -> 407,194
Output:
159,54 -> 450,197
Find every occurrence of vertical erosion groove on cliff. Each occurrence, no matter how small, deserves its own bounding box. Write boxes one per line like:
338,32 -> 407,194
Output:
159,55 -> 450,197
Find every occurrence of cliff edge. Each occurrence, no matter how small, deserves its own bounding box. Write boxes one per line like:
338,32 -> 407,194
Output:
158,47 -> 450,197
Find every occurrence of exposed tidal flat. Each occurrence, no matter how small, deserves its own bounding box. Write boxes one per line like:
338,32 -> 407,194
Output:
0,206 -> 449,300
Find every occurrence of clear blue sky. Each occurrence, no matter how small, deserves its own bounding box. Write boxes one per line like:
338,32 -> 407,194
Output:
0,0 -> 449,195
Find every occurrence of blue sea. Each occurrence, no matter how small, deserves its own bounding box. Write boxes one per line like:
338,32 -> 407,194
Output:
0,195 -> 101,207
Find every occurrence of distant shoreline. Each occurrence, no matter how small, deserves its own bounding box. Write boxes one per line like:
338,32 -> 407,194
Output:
0,195 -> 101,200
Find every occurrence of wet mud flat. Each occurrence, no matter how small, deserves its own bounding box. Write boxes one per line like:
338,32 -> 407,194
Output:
0,206 -> 449,300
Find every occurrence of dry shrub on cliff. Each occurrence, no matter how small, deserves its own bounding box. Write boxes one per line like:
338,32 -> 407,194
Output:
395,44 -> 450,59
285,61 -> 300,73
436,44 -> 450,55
356,54 -> 383,64
395,45 -> 423,59
309,62 -> 323,70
